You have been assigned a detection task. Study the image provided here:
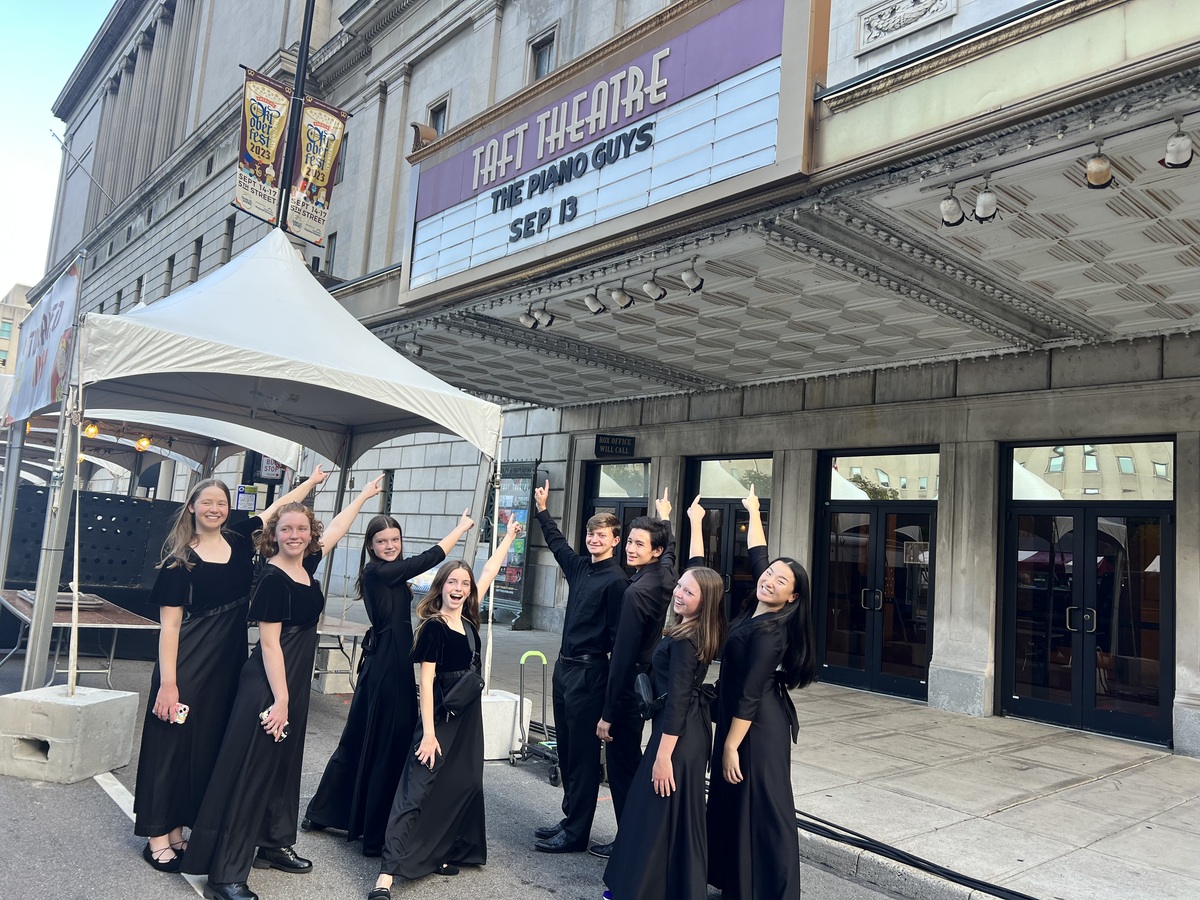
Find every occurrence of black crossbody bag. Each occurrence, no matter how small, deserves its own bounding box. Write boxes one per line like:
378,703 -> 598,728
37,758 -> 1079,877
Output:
439,623 -> 485,717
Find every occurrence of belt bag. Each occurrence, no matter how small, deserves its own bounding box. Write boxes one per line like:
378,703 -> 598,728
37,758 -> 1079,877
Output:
440,624 -> 484,717
634,672 -> 665,720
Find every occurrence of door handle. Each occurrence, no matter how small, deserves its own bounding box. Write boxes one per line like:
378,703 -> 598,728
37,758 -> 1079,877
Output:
860,589 -> 872,610
1065,606 -> 1079,632
873,589 -> 884,611
1085,608 -> 1097,634
724,574 -> 731,593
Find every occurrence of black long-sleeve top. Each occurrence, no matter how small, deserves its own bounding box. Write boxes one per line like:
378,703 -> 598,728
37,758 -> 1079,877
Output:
361,545 -> 447,639
602,530 -> 677,722
536,509 -> 628,658
652,633 -> 708,736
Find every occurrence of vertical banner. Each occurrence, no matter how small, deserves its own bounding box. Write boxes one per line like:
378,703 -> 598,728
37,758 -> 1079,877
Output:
234,69 -> 292,225
6,258 -> 81,423
285,96 -> 349,245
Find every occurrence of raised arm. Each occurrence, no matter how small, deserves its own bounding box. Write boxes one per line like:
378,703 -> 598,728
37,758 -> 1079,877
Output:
742,484 -> 766,551
437,509 -> 476,556
261,465 -> 329,522
477,516 -> 522,596
320,474 -> 384,552
687,494 -> 706,567
655,487 -> 676,574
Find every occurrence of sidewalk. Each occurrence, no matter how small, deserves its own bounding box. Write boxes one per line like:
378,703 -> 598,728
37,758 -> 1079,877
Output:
475,620 -> 1200,900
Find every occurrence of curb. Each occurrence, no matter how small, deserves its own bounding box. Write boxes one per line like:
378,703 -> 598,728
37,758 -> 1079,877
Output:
799,830 -> 983,900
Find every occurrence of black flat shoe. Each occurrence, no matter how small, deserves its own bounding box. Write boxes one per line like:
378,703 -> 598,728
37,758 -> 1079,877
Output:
589,841 -> 614,859
367,889 -> 391,900
362,845 -> 382,858
435,863 -> 459,876
203,883 -> 258,900
533,822 -> 563,840
142,843 -> 181,873
252,844 -> 312,873
533,831 -> 587,853
300,817 -> 326,832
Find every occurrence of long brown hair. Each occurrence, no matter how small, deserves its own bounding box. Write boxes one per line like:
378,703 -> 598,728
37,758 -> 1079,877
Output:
256,502 -> 323,558
414,558 -> 481,641
159,478 -> 231,570
664,566 -> 726,664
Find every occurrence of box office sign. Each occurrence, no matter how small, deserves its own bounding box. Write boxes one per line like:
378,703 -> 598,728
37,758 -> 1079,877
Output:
410,0 -> 784,288
595,434 -> 636,458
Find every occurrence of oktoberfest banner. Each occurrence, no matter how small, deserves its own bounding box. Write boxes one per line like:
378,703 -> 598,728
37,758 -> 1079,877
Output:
284,96 -> 349,246
233,69 -> 292,225
6,257 -> 82,423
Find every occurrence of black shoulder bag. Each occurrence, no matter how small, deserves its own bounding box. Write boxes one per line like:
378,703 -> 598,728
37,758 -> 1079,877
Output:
439,622 -> 485,717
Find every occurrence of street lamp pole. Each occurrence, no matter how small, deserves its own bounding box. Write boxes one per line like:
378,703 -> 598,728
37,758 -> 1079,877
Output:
275,0 -> 318,233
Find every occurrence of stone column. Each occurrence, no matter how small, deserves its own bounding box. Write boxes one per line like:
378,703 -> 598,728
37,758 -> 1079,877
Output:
651,454 -> 682,533
1173,431 -> 1200,756
927,441 -> 999,717
84,79 -> 119,231
384,63 -> 412,263
773,448 -> 816,570
473,0 -> 504,107
358,81 -> 388,273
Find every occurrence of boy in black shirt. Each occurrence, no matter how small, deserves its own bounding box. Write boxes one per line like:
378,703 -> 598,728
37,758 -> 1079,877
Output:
532,480 -> 628,853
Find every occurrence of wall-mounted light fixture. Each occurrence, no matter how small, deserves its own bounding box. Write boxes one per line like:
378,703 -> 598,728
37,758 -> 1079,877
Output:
610,283 -> 635,310
533,306 -> 555,328
679,259 -> 704,293
1086,141 -> 1113,189
583,291 -> 606,315
642,274 -> 667,301
1160,117 -> 1193,168
939,185 -> 965,227
973,180 -> 998,223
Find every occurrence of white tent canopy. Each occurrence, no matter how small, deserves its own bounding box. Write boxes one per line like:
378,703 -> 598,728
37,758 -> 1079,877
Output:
831,468 -> 870,500
76,229 -> 502,463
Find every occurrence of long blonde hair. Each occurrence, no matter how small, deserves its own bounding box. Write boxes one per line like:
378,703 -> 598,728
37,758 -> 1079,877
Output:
413,559 -> 481,642
664,566 -> 727,664
159,479 -> 231,570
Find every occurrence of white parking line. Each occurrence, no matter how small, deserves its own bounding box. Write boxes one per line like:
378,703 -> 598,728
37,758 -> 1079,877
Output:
93,772 -> 206,897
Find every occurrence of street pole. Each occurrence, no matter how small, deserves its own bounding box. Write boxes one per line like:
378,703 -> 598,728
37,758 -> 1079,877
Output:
0,422 -> 25,588
275,0 -> 318,233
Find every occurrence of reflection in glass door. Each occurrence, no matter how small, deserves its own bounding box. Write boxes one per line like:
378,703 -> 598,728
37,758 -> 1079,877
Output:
820,507 -> 934,699
1003,508 -> 1173,743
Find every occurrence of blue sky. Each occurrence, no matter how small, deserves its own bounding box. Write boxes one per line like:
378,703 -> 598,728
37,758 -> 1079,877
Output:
0,2 -> 113,297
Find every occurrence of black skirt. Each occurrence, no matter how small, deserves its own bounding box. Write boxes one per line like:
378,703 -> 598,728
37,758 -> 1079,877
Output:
304,626 -> 418,852
182,625 -> 319,883
380,684 -> 486,879
133,599 -> 248,836
706,681 -> 800,899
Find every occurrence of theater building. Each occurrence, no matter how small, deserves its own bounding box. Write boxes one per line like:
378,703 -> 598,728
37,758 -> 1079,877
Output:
37,0 -> 1200,752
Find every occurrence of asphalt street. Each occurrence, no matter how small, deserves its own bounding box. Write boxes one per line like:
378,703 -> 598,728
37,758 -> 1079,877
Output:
0,656 -> 901,900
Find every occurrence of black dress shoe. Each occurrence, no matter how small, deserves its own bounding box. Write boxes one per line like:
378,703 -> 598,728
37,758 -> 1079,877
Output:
142,843 -> 182,873
300,817 -> 326,832
203,883 -> 258,900
252,844 -> 313,873
435,862 -> 459,876
533,822 -> 564,840
589,841 -> 614,859
534,830 -> 587,853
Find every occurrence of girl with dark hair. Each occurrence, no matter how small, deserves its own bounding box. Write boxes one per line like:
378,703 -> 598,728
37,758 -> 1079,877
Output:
133,467 -> 328,873
602,564 -> 726,900
183,476 -> 384,900
690,487 -> 815,900
369,516 -> 522,900
303,509 -> 477,855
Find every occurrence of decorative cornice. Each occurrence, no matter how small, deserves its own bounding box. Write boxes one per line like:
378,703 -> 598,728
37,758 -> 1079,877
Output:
825,0 -> 1127,113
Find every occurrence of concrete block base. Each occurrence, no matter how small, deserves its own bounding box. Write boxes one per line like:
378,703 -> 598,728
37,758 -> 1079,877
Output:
927,663 -> 992,718
481,689 -> 531,761
1172,694 -> 1200,758
0,685 -> 139,784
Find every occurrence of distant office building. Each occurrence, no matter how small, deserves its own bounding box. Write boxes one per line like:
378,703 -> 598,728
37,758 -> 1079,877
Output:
0,285 -> 32,373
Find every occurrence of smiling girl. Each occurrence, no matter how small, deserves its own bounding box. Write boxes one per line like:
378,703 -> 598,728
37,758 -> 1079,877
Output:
182,475 -> 385,900
690,488 -> 815,900
133,468 -> 328,873
304,510 -> 476,855
602,565 -> 726,900
368,516 -> 522,900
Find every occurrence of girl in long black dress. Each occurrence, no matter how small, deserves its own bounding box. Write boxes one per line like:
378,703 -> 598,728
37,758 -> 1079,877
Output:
133,468 -> 328,872
183,476 -> 384,900
368,516 -> 522,900
602,565 -> 726,900
303,508 -> 477,855
690,488 -> 815,900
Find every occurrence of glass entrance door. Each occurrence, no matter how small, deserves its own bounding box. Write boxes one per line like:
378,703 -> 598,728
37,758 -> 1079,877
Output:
1003,507 -> 1173,743
688,500 -> 766,619
818,506 -> 935,700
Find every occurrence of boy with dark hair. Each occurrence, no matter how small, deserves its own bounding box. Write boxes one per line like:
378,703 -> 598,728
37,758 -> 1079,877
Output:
590,490 -> 675,858
532,480 -> 628,853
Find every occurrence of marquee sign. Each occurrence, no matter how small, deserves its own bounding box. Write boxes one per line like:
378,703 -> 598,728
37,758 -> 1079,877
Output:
409,0 -> 784,288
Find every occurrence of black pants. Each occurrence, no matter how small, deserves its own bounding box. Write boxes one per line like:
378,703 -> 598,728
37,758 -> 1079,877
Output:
606,706 -> 645,824
551,658 -> 608,846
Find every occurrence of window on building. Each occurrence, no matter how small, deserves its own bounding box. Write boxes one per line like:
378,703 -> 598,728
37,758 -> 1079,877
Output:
1118,456 -> 1135,474
1013,442 -> 1173,500
178,180 -> 186,199
875,468 -> 890,486
134,275 -> 143,305
918,476 -> 928,491
0,322 -> 11,340
190,237 -> 203,283
899,477 -> 907,490
99,301 -> 106,315
114,289 -> 122,315
107,240 -> 114,257
145,208 -> 152,225
0,350 -> 8,368
163,255 -> 175,298
531,32 -> 555,81
1084,488 -> 1100,494
1154,461 -> 1169,479
127,224 -> 133,241
222,216 -> 236,265
850,467 -> 862,478
1047,449 -> 1065,473
334,132 -> 349,184
325,232 -> 338,275
206,156 -> 214,176
1083,445 -> 1099,471
429,101 -> 448,137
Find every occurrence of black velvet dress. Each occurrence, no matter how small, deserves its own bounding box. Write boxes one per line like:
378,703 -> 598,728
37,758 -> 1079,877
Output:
706,548 -> 801,900
305,546 -> 446,853
380,617 -> 486,880
182,551 -> 325,885
133,517 -> 259,837
604,634 -> 712,900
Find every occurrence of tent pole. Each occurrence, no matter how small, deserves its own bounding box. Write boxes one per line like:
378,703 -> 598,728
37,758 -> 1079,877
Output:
320,432 -> 353,601
0,423 -> 26,589
461,454 -> 492,569
484,424 -> 503,693
67,388 -> 83,696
